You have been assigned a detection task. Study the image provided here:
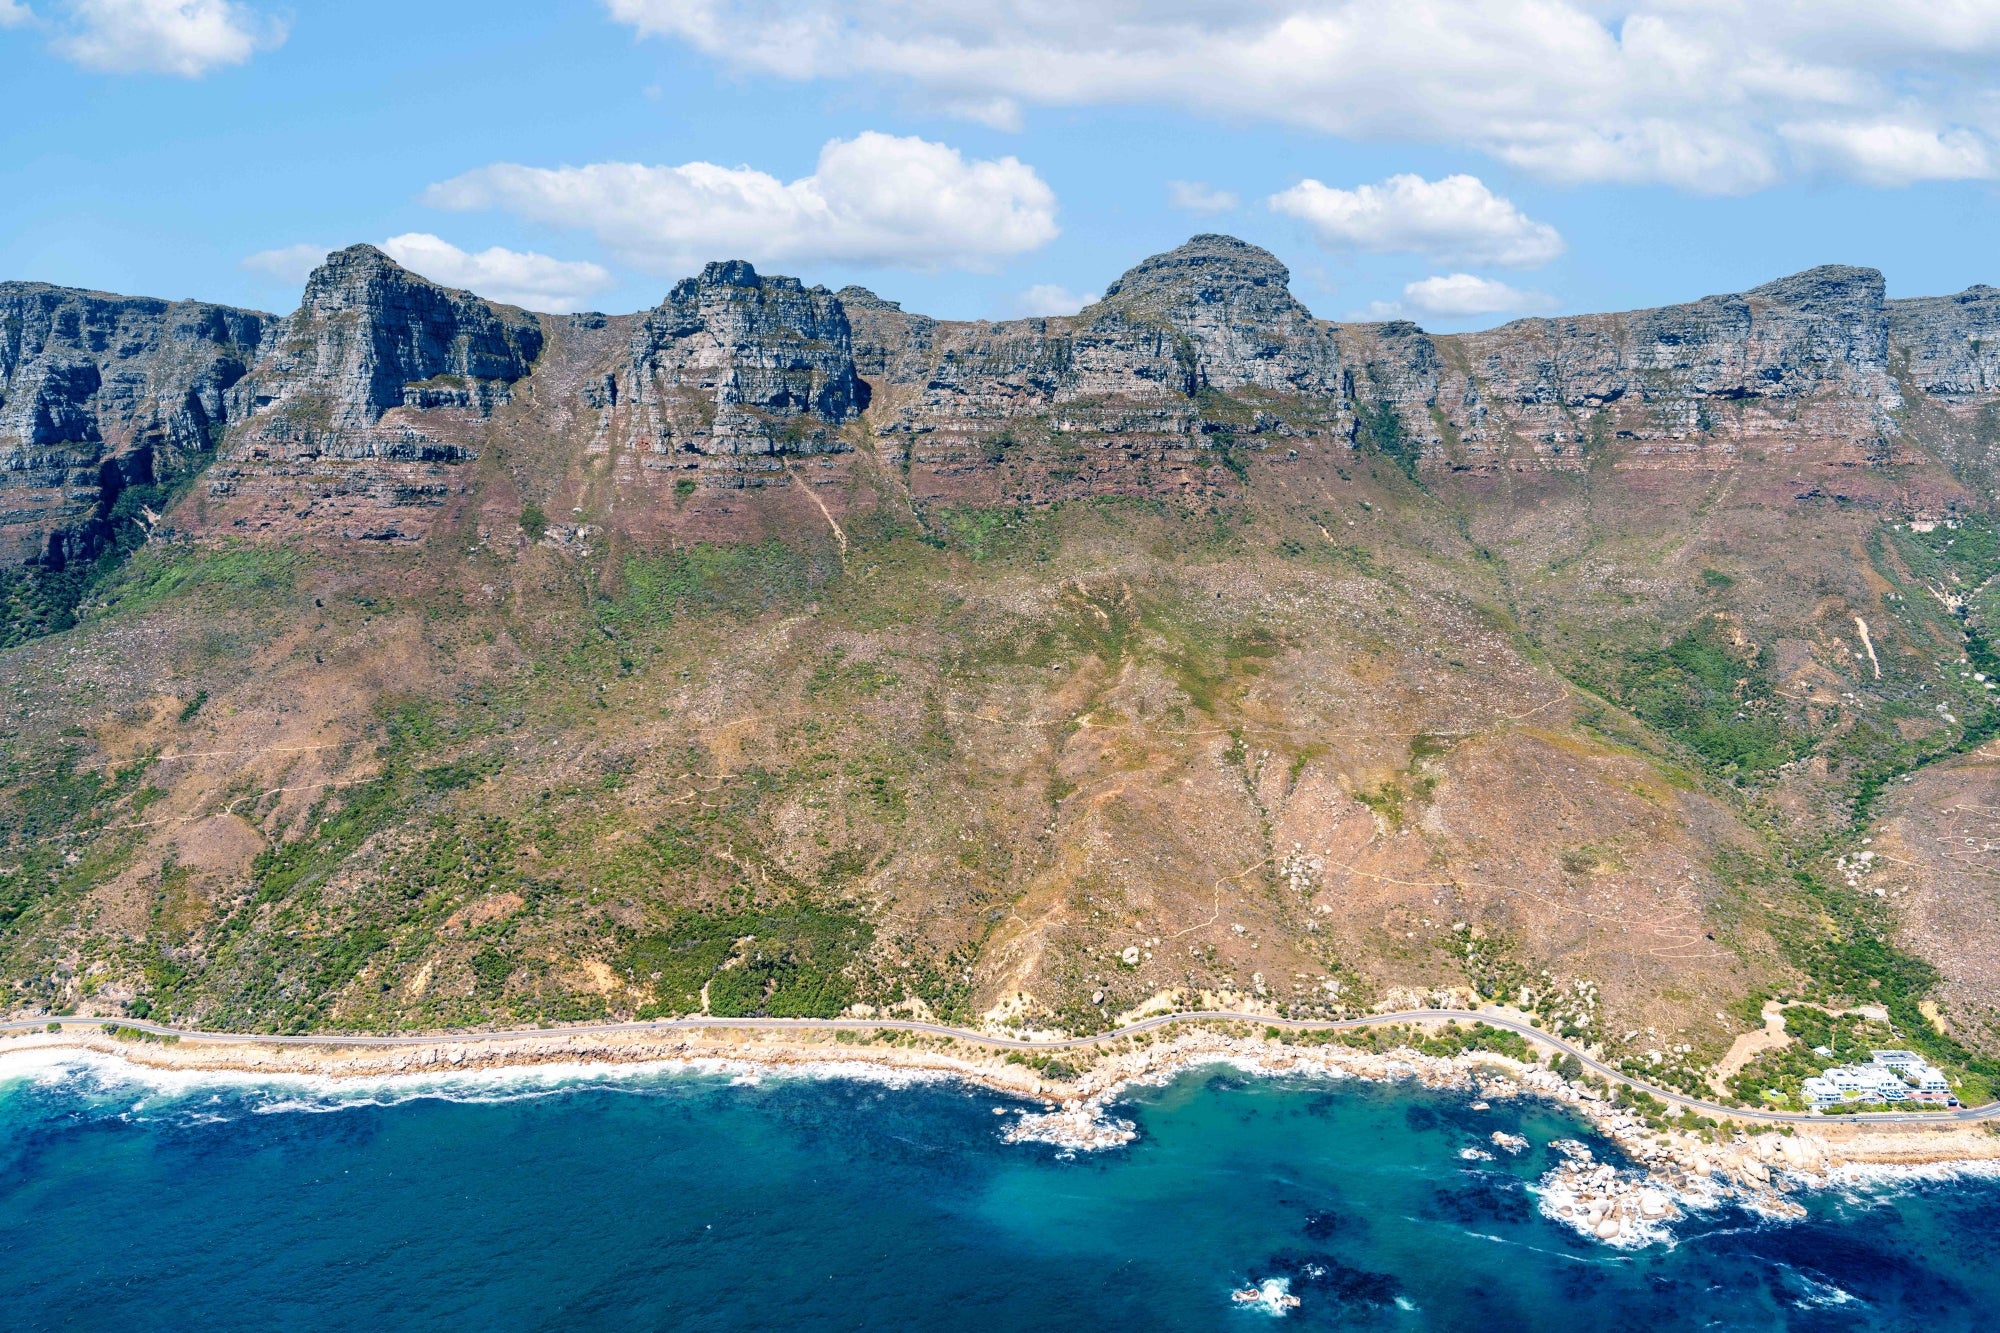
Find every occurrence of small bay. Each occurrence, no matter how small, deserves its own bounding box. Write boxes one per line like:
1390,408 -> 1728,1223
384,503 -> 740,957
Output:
1,1056 -> 1995,1330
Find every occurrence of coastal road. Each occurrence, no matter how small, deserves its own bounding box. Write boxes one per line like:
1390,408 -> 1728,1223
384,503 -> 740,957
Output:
5,1008 -> 1995,1128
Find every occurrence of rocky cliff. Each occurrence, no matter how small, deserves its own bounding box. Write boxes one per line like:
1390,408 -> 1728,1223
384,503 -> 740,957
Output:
1889,284 -> 2000,399
224,244 -> 542,462
1339,264 -> 1909,477
603,260 -> 865,490
842,235 -> 1348,506
0,283 -> 274,564
207,245 -> 546,540
17,235 -> 2000,562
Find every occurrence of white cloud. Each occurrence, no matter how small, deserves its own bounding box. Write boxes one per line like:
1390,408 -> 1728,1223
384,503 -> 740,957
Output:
241,243 -> 330,286
0,2 -> 33,29
1168,180 -> 1239,214
1014,283 -> 1099,316
426,132 -> 1059,274
602,1 -> 2000,192
378,234 -> 614,313
1269,173 -> 1563,267
1397,273 -> 1554,320
1780,119 -> 1996,185
56,0 -> 283,76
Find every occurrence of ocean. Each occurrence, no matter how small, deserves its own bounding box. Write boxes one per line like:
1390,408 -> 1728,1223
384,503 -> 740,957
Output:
1,1052 -> 1996,1330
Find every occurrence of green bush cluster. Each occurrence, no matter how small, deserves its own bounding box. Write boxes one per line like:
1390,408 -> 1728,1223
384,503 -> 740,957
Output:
1593,617 -> 1802,775
99,1023 -> 178,1045
1004,1050 -> 1079,1080
1276,1020 -> 1531,1062
624,905 -> 871,1020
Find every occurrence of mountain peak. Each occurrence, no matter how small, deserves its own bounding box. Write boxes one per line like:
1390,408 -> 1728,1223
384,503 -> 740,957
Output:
1099,234 -> 1292,309
1741,264 -> 1885,311
697,259 -> 762,288
1085,233 -> 1336,395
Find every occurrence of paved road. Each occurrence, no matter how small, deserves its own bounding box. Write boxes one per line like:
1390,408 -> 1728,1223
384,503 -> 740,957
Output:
5,1008 -> 1993,1127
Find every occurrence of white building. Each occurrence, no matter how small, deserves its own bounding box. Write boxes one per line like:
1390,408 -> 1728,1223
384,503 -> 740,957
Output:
1799,1050 -> 1955,1111
1871,1050 -> 1925,1072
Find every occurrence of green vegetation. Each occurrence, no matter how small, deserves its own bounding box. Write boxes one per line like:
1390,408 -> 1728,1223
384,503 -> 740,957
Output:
1608,1082 -> 1723,1138
0,750 -> 155,941
100,1023 -> 178,1045
96,543 -> 300,621
1589,616 -> 1803,776
1355,399 -> 1419,480
1351,781 -> 1406,828
1279,1021 -> 1532,1062
1773,873 -> 1999,1103
623,905 -> 872,1019
0,468 -> 210,647
1711,842 -> 2000,1105
1004,1049 -> 1079,1080
613,540 -> 826,629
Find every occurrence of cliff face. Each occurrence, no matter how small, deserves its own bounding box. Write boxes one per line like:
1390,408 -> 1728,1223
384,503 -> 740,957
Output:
0,283 -> 274,564
606,261 -> 865,490
15,234 -> 2000,559
840,236 -> 1349,505
1888,284 -> 2000,399
208,245 -> 545,540
1083,233 -> 1342,397
1342,264 -> 1908,476
224,244 -> 542,462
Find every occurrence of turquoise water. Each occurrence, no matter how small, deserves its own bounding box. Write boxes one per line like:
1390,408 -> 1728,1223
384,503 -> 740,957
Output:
1,1054 -> 1996,1330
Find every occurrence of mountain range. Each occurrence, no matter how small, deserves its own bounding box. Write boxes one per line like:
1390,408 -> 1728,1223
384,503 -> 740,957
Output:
4,233 -> 1998,1105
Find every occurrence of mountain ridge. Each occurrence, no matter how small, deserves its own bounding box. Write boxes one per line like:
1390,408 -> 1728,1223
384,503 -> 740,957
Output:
5,234 -> 2000,1115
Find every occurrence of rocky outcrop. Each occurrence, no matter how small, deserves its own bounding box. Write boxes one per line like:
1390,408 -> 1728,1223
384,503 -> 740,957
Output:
852,236 -> 1349,503
1341,264 -> 1906,475
609,261 -> 864,486
224,244 -> 542,464
1080,233 -> 1342,397
203,246 -> 546,541
1888,285 -> 2000,399
16,234 -> 2000,561
0,282 -> 275,564
837,286 -> 936,387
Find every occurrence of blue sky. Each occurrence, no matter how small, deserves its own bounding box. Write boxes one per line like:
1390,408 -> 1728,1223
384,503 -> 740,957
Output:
5,2 -> 2000,328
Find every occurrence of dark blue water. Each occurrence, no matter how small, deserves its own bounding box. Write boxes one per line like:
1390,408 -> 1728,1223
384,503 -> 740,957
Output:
1,1052 -> 1996,1331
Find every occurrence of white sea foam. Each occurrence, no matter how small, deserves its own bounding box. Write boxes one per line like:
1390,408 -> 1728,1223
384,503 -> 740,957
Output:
0,1044 -> 954,1123
13,1033 -> 2000,1260
1790,1271 -> 1862,1309
1230,1277 -> 1298,1316
1801,1157 -> 2000,1192
1002,1094 -> 1137,1155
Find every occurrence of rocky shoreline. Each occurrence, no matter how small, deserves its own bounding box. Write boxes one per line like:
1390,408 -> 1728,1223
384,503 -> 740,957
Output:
5,1021 -> 1997,1248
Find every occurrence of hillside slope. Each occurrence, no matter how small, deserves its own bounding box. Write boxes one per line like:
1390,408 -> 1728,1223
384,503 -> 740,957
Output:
5,236 -> 1998,1105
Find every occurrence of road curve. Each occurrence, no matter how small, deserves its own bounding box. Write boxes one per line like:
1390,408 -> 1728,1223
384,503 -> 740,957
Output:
3,1008 -> 1993,1128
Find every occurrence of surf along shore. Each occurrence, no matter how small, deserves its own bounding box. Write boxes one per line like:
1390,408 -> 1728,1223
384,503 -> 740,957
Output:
6,1010 -> 2000,1248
